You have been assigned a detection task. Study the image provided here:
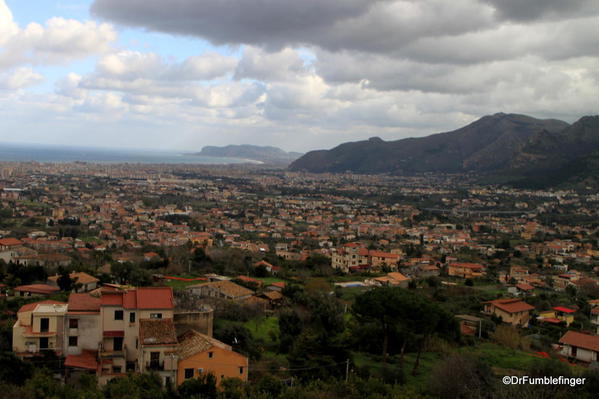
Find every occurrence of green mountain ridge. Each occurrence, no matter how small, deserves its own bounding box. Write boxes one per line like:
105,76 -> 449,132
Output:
289,113 -> 599,188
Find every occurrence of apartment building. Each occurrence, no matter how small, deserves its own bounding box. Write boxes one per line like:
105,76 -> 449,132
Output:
13,300 -> 67,356
14,286 -> 247,387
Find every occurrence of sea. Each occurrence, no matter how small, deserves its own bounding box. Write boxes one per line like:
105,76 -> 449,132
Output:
0,143 -> 262,165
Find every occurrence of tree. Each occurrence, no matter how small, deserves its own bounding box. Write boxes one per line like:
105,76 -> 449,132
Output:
279,308 -> 303,353
56,267 -> 73,291
178,373 -> 217,399
353,287 -> 458,373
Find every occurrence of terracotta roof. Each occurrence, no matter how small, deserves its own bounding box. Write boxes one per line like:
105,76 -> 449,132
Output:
135,287 -> 174,309
65,350 -> 98,370
516,283 -> 535,291
560,331 -> 599,352
68,293 -> 101,313
261,291 -> 284,301
177,330 -> 231,360
14,284 -> 59,295
100,287 -> 174,310
139,319 -> 177,346
0,238 -> 23,246
387,272 -> 410,282
18,299 -> 65,313
487,298 -> 534,314
189,280 -> 254,299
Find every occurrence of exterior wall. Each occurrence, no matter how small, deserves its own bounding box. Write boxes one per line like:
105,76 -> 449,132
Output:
65,313 -> 101,355
561,345 -> 598,363
174,311 -> 214,337
489,307 -> 530,327
177,346 -> 248,386
101,306 -> 126,332
139,345 -> 177,373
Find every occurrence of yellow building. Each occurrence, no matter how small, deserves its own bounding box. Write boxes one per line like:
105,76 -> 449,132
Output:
13,300 -> 67,357
176,330 -> 248,386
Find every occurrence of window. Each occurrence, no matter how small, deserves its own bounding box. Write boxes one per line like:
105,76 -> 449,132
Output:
68,336 -> 78,347
150,313 -> 162,319
39,337 -> 49,349
40,318 -> 49,333
129,312 -> 136,323
113,337 -> 123,351
239,366 -> 244,375
184,368 -> 194,379
114,310 -> 123,320
208,352 -> 213,358
113,366 -> 122,374
69,319 -> 78,329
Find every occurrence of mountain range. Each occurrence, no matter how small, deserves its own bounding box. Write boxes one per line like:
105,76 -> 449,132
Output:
289,113 -> 599,188
194,145 -> 303,164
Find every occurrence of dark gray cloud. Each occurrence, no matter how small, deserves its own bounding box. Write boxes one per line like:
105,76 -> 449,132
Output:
91,0 -> 382,50
482,0 -> 599,21
91,0 -> 496,55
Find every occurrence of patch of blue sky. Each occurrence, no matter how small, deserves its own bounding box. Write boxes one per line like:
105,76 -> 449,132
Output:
116,28 -> 241,61
6,0 -> 91,24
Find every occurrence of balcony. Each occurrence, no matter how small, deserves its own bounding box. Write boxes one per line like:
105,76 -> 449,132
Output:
99,343 -> 126,358
146,361 -> 164,371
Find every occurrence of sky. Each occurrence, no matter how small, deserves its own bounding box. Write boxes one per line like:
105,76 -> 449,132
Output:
0,0 -> 598,153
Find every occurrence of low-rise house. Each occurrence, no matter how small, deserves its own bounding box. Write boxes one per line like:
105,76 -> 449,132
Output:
13,284 -> 60,297
48,272 -> 100,292
448,262 -> 486,279
187,280 -> 254,301
559,331 -> 599,363
483,298 -> 534,327
177,330 -> 248,386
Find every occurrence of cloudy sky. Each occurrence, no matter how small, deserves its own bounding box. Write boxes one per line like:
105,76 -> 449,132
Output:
0,0 -> 598,152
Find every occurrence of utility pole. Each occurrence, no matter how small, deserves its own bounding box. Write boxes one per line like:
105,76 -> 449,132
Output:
345,359 -> 350,383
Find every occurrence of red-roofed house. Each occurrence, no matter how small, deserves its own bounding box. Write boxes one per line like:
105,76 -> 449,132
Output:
483,298 -> 535,327
559,331 -> 599,363
0,237 -> 23,251
13,284 -> 59,297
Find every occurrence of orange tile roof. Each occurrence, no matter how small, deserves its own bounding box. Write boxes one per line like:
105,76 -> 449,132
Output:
100,287 -> 174,310
560,331 -> 599,352
0,238 -> 23,246
14,284 -> 59,295
68,293 -> 101,313
135,287 -> 173,309
487,298 -> 534,314
65,350 -> 99,370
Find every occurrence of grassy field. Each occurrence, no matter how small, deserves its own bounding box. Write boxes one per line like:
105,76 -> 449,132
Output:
245,316 -> 279,342
162,276 -> 205,290
460,342 -> 538,372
